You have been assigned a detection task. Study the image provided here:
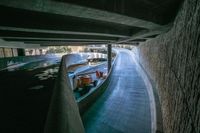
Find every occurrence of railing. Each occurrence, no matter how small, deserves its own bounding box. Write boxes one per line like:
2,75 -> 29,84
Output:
44,55 -> 85,133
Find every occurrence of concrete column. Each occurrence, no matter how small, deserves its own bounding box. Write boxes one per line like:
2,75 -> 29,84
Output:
0,48 -> 4,58
107,44 -> 112,73
2,48 -> 5,57
12,48 -> 18,57
11,48 -> 14,57
17,48 -> 25,56
3,48 -> 13,57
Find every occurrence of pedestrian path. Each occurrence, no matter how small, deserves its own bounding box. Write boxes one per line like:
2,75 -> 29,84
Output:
82,49 -> 151,133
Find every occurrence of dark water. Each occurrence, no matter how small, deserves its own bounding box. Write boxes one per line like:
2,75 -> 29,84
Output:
0,56 -> 61,133
0,53 -> 108,133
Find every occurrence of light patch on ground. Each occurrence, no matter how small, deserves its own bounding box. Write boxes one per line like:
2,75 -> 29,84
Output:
28,85 -> 44,90
35,67 -> 59,80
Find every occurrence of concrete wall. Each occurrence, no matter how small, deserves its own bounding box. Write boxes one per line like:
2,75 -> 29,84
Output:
0,48 -> 18,58
136,0 -> 200,133
44,55 -> 85,133
3,48 -> 13,57
0,48 -> 4,57
78,51 -> 118,115
12,48 -> 18,57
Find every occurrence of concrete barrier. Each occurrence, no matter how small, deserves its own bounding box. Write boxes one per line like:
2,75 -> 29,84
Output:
44,55 -> 85,133
77,50 -> 118,115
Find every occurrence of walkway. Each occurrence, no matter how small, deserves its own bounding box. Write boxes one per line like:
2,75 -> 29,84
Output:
82,49 -> 151,133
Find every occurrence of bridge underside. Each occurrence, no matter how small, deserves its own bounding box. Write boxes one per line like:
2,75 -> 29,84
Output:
0,1 -> 199,133
0,0 -> 182,48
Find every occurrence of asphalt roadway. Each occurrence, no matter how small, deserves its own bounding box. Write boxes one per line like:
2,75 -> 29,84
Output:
82,49 -> 151,133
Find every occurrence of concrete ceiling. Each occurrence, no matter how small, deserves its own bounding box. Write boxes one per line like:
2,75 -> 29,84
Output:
0,0 -> 183,48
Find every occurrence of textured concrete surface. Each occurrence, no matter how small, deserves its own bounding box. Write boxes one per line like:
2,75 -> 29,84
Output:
130,50 -> 163,133
0,0 -> 183,46
83,49 -> 151,133
136,0 -> 200,132
44,54 -> 85,133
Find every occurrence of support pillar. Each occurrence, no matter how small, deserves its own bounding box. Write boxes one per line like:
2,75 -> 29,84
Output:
107,44 -> 112,73
11,48 -> 14,57
17,48 -> 25,56
2,48 -> 5,57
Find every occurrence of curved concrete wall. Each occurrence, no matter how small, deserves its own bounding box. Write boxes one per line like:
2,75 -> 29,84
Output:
130,50 -> 163,133
78,51 -> 118,115
44,52 -> 117,133
44,55 -> 85,133
136,0 -> 200,133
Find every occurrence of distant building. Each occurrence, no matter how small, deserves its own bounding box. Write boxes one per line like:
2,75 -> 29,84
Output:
0,48 -> 18,58
69,46 -> 87,52
25,48 -> 47,56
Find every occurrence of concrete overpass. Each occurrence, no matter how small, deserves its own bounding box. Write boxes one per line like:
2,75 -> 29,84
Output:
0,0 -> 182,47
0,0 -> 200,133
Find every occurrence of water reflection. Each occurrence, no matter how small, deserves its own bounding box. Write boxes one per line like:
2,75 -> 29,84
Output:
2,57 -> 61,72
35,67 -> 59,80
28,85 -> 44,90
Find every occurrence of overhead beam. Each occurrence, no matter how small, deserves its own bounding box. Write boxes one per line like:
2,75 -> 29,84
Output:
0,0 -> 162,30
2,37 -> 115,42
25,41 -> 109,44
0,30 -> 119,41
56,0 -> 183,25
0,39 -> 41,48
0,26 -> 128,38
40,42 -> 107,46
115,24 -> 172,44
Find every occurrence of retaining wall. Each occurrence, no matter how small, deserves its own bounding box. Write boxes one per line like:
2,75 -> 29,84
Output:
44,55 -> 85,133
136,0 -> 200,132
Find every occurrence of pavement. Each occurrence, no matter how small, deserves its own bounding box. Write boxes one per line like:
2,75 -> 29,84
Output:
82,49 -> 151,133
